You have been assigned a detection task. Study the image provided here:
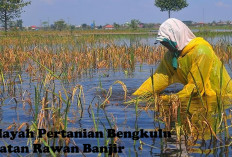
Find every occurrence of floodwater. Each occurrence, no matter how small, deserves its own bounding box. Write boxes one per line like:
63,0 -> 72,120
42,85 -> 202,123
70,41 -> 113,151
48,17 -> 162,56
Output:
113,34 -> 232,46
0,34 -> 231,156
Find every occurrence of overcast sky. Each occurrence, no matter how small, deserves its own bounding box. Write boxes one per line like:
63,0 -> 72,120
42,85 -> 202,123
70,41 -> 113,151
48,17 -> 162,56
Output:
21,0 -> 232,26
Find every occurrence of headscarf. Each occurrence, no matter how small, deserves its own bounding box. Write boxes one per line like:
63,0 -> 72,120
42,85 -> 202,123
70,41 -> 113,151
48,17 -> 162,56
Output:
156,18 -> 196,69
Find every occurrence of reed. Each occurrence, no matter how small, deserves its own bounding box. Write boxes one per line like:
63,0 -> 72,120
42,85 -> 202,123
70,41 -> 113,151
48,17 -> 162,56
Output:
1,30 -> 231,156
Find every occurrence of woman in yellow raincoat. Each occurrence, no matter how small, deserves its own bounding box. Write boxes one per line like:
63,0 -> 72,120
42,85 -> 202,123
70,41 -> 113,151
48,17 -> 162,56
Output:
133,18 -> 232,98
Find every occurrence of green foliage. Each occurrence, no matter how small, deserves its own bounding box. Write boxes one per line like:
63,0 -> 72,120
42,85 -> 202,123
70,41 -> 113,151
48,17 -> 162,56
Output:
113,22 -> 120,29
81,23 -> 88,29
16,19 -> 23,29
130,19 -> 140,30
0,0 -> 31,31
154,0 -> 188,18
41,21 -> 49,30
53,19 -> 67,31
8,19 -> 23,30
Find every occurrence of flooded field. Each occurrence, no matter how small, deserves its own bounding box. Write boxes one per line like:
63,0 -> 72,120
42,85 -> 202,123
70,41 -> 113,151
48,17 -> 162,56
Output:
0,31 -> 231,156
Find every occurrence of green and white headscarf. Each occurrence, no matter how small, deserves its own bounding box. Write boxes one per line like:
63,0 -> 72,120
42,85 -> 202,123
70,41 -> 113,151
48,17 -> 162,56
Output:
156,18 -> 196,69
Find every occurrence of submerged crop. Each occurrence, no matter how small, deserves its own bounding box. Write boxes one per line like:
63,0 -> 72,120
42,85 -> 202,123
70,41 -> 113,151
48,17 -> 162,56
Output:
0,31 -> 231,156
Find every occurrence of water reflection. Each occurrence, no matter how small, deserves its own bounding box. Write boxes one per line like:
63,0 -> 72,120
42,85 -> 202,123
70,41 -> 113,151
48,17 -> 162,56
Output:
112,34 -> 232,47
0,32 -> 231,156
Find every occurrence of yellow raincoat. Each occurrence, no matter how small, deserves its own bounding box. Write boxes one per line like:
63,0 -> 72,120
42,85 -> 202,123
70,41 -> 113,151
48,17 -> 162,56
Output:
133,19 -> 232,98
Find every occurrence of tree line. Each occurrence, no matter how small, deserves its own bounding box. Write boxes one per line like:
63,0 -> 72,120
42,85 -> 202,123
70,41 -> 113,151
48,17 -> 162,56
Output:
0,0 -> 189,31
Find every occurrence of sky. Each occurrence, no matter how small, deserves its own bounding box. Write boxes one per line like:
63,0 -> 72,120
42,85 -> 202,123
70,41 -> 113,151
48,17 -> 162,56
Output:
21,0 -> 232,26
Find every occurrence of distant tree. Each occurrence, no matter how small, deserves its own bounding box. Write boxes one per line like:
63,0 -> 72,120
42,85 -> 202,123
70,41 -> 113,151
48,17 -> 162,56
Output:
81,23 -> 87,29
130,19 -> 140,30
70,25 -> 75,34
50,24 -> 55,30
154,0 -> 188,18
113,22 -> 120,29
54,19 -> 67,31
70,25 -> 75,30
16,19 -> 23,29
144,23 -> 156,29
0,0 -> 31,31
226,21 -> 231,25
9,20 -> 16,28
8,20 -> 23,30
42,21 -> 49,30
124,22 -> 130,28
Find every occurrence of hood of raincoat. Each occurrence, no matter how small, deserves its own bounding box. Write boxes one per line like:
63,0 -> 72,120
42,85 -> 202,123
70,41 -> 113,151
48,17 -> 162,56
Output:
156,18 -> 196,69
156,18 -> 196,51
